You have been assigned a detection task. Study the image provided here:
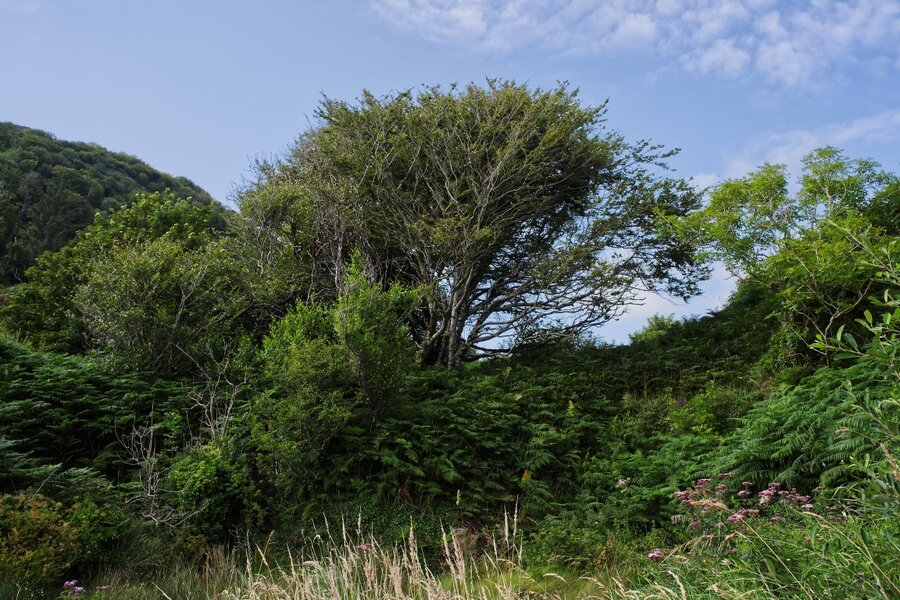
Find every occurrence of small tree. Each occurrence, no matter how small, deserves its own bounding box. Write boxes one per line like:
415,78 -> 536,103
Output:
251,258 -> 416,511
672,147 -> 898,355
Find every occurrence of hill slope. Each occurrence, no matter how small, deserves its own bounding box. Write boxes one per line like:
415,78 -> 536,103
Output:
0,122 -> 224,283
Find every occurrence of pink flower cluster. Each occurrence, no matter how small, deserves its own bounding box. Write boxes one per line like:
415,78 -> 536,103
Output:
726,508 -> 760,523
63,580 -> 86,596
63,580 -> 111,596
673,477 -> 821,531
650,475 -> 836,564
674,476 -> 730,512
757,482 -> 812,507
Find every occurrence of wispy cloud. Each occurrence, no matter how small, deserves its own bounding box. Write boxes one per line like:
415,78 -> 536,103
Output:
718,108 -> 900,179
682,109 -> 900,198
371,0 -> 900,88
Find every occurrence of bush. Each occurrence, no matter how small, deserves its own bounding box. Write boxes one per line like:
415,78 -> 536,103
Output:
166,444 -> 242,544
0,493 -> 125,584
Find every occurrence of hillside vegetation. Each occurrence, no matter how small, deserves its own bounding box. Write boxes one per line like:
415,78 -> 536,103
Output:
0,82 -> 897,599
0,122 -> 224,284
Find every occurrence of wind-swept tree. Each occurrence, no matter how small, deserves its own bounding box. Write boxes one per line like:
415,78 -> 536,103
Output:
241,81 -> 706,367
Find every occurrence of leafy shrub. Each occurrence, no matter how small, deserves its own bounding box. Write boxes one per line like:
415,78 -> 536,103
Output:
0,333 -> 183,494
166,444 -> 242,543
714,359 -> 894,491
0,493 -> 125,584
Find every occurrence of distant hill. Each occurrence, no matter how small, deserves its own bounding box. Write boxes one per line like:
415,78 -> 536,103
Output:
0,122 -> 225,283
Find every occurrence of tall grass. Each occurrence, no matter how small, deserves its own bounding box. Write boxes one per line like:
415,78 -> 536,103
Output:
7,508 -> 896,599
84,512 -> 609,600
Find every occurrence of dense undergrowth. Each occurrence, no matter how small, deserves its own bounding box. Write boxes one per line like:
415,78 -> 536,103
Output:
1,85 -> 898,598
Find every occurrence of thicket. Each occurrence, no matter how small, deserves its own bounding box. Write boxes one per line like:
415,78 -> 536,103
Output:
0,82 -> 897,598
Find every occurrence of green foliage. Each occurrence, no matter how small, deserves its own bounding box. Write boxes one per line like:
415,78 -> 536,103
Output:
228,161 -> 336,322
714,359 -> 894,491
75,237 -> 247,374
250,258 -> 418,520
0,122 -> 222,284
335,255 -> 418,421
0,493 -> 126,584
166,443 -> 241,543
638,485 -> 900,599
2,190 -> 223,354
255,80 -> 706,366
0,333 -> 183,494
673,147 -> 897,362
2,118 -> 898,597
677,147 -> 895,278
302,356 -> 621,528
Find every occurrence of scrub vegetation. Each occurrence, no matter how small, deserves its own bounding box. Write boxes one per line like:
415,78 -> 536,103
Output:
1,81 -> 897,599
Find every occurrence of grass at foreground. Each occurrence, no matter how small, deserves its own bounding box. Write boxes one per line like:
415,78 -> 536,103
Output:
5,511 -> 897,600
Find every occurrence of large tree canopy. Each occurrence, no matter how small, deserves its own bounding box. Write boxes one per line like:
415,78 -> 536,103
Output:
240,81 -> 707,366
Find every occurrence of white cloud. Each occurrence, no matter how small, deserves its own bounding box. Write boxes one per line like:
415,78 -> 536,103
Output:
684,38 -> 751,76
689,172 -> 720,190
371,0 -> 900,87
691,108 -> 900,190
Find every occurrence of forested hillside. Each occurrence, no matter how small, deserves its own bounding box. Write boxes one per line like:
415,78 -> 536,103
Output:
1,82 -> 897,599
0,122 -> 224,284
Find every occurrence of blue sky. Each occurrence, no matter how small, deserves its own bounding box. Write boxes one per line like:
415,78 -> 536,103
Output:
2,0 -> 899,341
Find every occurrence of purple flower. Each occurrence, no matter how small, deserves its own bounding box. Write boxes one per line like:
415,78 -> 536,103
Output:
801,503 -> 815,510
727,513 -> 744,523
73,588 -> 86,595
648,548 -> 664,561
64,581 -> 78,590
758,488 -> 776,505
